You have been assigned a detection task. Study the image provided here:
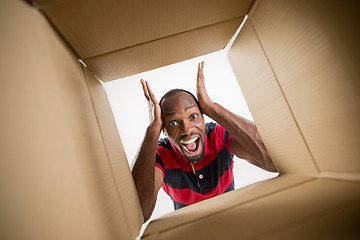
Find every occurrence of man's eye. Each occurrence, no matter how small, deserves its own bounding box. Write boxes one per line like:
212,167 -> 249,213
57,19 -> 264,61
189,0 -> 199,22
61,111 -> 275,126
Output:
169,121 -> 178,127
190,113 -> 198,120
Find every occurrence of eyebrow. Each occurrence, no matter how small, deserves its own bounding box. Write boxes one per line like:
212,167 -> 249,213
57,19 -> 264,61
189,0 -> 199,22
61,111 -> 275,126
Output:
185,104 -> 197,111
165,112 -> 176,117
164,104 -> 197,117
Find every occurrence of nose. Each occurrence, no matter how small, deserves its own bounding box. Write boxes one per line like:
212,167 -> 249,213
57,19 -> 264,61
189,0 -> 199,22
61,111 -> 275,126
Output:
180,120 -> 193,135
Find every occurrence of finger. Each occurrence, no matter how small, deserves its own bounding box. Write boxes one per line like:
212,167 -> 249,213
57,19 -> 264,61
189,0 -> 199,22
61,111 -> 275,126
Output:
145,81 -> 159,105
197,62 -> 202,79
140,79 -> 150,100
197,62 -> 205,90
200,61 -> 205,75
198,61 -> 205,79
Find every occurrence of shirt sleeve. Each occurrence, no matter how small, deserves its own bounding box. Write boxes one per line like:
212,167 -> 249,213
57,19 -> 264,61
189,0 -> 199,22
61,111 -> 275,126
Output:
209,122 -> 234,154
224,128 -> 234,154
155,151 -> 165,178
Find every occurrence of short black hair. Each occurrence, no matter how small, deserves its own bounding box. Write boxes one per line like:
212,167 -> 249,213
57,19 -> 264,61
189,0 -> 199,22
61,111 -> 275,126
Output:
159,89 -> 200,111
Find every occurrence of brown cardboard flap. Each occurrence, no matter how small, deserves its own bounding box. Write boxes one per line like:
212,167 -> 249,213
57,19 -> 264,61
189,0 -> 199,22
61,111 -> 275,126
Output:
40,0 -> 253,59
39,0 -> 254,81
143,176 -> 360,239
143,175 -> 312,237
0,0 -> 141,239
228,21 -> 319,176
85,17 -> 244,81
249,0 -> 360,176
84,69 -> 143,237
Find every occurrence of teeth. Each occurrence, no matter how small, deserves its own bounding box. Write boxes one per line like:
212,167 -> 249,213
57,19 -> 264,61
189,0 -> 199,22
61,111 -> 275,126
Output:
181,136 -> 198,144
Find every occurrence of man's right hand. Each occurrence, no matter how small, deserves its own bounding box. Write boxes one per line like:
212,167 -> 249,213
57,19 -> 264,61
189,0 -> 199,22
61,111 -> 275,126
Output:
135,80 -> 164,222
140,79 -> 162,129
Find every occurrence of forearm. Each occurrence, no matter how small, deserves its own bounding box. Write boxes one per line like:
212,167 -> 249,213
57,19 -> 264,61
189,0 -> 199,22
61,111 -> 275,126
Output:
205,102 -> 276,171
132,124 -> 161,220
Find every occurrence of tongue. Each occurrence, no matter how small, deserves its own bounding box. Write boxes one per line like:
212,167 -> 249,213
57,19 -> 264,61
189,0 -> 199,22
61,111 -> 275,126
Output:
185,142 -> 197,151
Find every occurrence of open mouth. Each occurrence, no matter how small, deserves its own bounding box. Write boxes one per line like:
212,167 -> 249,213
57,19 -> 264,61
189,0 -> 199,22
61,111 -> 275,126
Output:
180,136 -> 200,156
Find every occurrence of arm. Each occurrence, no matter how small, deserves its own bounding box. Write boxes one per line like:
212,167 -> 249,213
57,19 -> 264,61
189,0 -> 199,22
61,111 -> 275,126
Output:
196,62 -> 277,172
132,79 -> 164,222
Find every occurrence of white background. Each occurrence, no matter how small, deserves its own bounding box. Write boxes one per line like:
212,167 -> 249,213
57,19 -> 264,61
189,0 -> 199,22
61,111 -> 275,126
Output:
103,50 -> 278,234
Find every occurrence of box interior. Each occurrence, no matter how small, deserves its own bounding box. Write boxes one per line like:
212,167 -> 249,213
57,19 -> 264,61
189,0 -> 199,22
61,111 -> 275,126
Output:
1,0 -> 359,239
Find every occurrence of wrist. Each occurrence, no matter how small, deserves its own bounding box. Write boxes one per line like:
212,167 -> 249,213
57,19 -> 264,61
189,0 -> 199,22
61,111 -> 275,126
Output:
148,120 -> 162,133
202,101 -> 217,117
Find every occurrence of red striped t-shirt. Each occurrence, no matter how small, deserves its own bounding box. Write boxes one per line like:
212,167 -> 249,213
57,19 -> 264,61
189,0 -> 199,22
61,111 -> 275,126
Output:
155,122 -> 234,210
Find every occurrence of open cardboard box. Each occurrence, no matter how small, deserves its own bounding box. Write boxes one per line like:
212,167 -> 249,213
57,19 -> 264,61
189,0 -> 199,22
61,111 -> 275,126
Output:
1,0 -> 359,239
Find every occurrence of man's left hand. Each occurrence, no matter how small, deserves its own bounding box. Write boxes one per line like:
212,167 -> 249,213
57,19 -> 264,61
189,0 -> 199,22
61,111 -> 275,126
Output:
196,61 -> 213,115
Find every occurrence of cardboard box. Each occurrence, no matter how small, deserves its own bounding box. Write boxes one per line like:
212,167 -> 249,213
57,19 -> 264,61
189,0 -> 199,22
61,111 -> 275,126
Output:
1,0 -> 359,239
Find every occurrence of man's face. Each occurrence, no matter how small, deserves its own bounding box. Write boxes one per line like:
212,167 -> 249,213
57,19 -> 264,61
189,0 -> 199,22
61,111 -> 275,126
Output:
161,92 -> 206,163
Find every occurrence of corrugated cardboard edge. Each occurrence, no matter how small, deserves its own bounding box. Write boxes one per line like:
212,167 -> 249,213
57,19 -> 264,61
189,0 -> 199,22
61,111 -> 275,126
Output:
84,17 -> 244,82
84,68 -> 144,239
228,20 -> 320,175
142,175 -> 314,237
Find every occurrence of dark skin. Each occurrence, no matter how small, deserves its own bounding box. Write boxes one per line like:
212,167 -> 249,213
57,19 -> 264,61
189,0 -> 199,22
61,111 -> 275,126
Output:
132,62 -> 277,222
161,92 -> 206,163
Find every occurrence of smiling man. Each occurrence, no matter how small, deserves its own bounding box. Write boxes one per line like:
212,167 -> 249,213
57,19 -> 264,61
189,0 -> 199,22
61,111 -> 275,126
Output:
132,62 -> 277,222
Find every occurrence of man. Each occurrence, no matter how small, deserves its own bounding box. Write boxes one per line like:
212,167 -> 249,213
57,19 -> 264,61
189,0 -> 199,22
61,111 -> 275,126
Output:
132,61 -> 277,222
